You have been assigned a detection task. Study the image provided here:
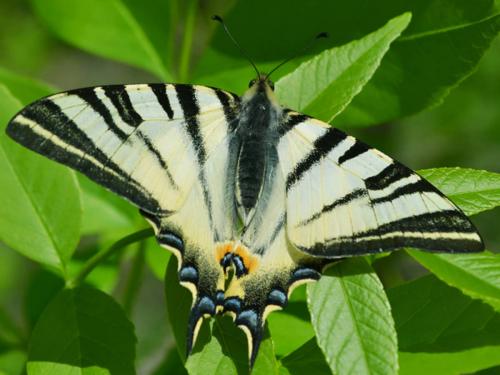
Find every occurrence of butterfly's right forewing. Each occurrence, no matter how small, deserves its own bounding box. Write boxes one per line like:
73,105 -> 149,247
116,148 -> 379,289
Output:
278,113 -> 484,257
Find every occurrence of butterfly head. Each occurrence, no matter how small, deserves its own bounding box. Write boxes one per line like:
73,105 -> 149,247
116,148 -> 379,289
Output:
243,73 -> 279,108
248,74 -> 275,91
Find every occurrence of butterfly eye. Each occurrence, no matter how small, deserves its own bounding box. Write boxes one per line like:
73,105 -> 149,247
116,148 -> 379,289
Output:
248,79 -> 256,88
268,81 -> 275,91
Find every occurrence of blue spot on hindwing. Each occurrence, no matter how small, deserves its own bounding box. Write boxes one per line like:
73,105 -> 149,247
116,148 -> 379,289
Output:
290,267 -> 320,284
158,230 -> 184,252
197,296 -> 216,315
232,255 -> 247,277
236,309 -> 259,330
179,265 -> 198,283
224,297 -> 242,313
267,288 -> 287,307
215,290 -> 225,308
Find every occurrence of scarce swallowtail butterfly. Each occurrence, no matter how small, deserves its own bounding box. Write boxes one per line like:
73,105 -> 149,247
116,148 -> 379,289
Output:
5,18 -> 484,369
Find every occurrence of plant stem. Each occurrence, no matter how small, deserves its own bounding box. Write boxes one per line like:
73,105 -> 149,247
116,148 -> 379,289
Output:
122,241 -> 146,316
67,228 -> 154,288
178,0 -> 198,81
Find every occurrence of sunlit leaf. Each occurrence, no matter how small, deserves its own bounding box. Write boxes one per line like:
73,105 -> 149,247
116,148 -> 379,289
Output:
307,258 -> 398,375
31,0 -> 170,80
336,8 -> 500,126
197,0 -> 499,126
408,250 -> 500,311
276,13 -> 411,121
419,168 -> 500,216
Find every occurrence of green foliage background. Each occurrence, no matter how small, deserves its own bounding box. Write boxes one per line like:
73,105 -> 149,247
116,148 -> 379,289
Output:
0,1 -> 500,374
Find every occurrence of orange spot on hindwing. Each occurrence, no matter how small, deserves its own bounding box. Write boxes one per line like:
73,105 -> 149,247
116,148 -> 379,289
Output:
214,242 -> 259,276
233,244 -> 259,274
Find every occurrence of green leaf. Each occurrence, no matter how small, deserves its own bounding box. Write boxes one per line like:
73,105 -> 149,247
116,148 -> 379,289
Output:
78,174 -> 139,235
31,0 -> 170,80
276,13 -> 411,121
307,258 -> 398,375
405,167 -> 500,311
0,67 -> 139,239
165,258 -> 278,374
418,168 -> 500,216
68,260 -> 120,293
0,350 -> 26,375
27,286 -> 136,375
185,319 -> 277,375
0,66 -> 55,104
408,250 -> 500,311
0,85 -> 81,275
267,285 -> 315,357
399,347 -> 500,375
388,275 -> 500,352
279,338 -> 332,375
145,237 -> 171,280
197,1 -> 498,124
120,0 -> 173,67
336,9 -> 500,126
165,256 -> 192,362
24,269 -> 64,329
152,347 -> 188,375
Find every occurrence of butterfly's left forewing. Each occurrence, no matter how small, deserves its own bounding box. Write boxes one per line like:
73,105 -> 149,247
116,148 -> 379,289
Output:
278,114 -> 484,257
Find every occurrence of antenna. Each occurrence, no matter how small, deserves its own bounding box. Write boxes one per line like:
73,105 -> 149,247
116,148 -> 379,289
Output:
212,15 -> 260,77
266,32 -> 328,79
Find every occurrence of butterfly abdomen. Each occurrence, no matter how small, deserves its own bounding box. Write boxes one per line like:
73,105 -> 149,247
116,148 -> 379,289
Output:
237,138 -> 266,210
236,86 -> 281,212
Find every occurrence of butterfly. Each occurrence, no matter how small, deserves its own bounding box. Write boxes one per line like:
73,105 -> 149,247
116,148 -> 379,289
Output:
6,73 -> 484,367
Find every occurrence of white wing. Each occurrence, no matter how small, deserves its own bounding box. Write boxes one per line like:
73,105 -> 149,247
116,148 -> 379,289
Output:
277,113 -> 484,257
7,84 -> 242,354
7,83 -> 239,217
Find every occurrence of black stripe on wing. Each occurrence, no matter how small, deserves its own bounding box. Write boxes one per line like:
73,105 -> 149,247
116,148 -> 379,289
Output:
214,88 -> 240,131
286,127 -> 347,190
278,111 -> 310,137
74,88 -> 129,141
149,84 -> 174,119
338,138 -> 370,164
102,85 -> 143,127
298,189 -> 368,226
103,85 -> 179,189
301,211 -> 484,256
365,161 -> 413,190
12,99 -> 132,182
7,107 -> 163,214
78,85 -> 179,190
175,84 -> 215,232
370,179 -> 436,204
